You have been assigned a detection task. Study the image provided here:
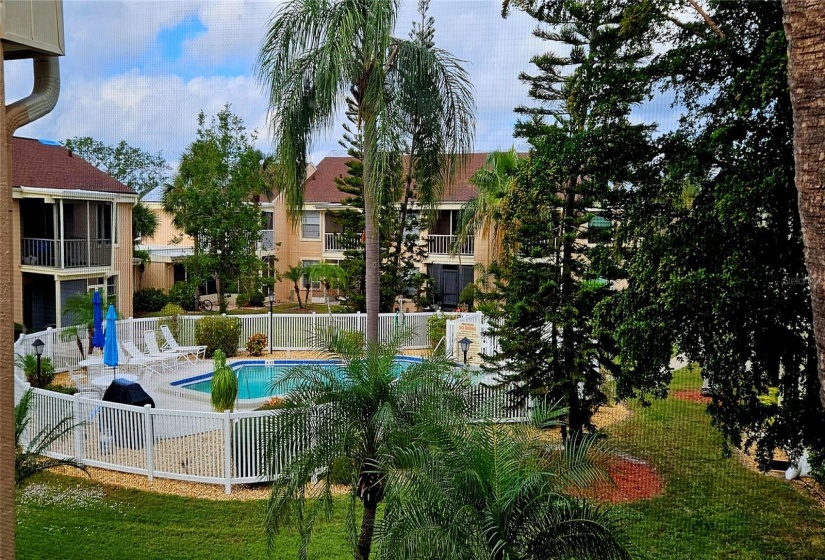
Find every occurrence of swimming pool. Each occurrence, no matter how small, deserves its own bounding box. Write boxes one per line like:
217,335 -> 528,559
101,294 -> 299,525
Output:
171,357 -> 423,401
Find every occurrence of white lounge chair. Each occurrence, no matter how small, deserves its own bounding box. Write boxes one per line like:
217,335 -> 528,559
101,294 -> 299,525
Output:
160,324 -> 206,364
123,340 -> 173,378
69,369 -> 103,397
144,330 -> 186,365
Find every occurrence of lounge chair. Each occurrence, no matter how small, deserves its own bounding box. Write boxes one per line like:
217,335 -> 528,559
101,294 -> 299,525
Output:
69,369 -> 103,397
144,330 -> 186,365
123,340 -> 173,378
160,324 -> 206,364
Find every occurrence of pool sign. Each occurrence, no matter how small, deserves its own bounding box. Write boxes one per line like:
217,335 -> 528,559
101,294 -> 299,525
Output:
454,321 -> 481,366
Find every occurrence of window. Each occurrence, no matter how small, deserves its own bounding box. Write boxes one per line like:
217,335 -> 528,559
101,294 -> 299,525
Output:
301,260 -> 319,289
302,211 -> 320,239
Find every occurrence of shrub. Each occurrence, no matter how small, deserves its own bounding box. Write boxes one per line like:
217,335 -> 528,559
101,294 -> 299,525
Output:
248,291 -> 265,307
195,316 -> 242,358
235,293 -> 250,307
133,288 -> 169,313
246,333 -> 268,356
459,283 -> 476,311
210,349 -> 238,412
45,383 -> 78,396
328,457 -> 355,485
15,354 -> 56,388
168,281 -> 197,311
427,313 -> 459,351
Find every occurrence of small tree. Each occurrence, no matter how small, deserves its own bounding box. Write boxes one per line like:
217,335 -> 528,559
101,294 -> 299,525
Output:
264,329 -> 468,560
210,350 -> 238,413
163,105 -> 271,314
281,265 -> 305,309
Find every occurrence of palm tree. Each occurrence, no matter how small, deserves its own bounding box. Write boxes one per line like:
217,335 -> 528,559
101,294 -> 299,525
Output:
257,0 -> 475,344
306,260 -> 348,313
453,148 -> 519,258
782,0 -> 825,407
263,329 -> 468,560
15,390 -> 88,485
61,291 -> 97,359
282,264 -> 305,308
377,407 -> 631,560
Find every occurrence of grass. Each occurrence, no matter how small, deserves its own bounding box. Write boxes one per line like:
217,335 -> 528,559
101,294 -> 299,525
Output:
15,365 -> 825,559
610,365 -> 825,559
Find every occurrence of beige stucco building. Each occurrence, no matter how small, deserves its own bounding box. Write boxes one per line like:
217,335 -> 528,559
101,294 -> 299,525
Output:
270,154 -> 497,309
12,137 -> 137,330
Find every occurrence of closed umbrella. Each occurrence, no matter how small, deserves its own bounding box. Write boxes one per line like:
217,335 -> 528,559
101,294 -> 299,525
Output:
91,290 -> 105,350
103,304 -> 119,380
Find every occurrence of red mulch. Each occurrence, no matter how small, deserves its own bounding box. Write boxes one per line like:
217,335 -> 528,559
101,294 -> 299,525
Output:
671,389 -> 711,404
574,456 -> 664,504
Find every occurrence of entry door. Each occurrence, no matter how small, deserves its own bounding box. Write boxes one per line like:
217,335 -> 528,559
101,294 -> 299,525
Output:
441,269 -> 459,308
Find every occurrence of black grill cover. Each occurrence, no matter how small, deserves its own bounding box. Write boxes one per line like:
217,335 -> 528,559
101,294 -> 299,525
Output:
102,379 -> 155,407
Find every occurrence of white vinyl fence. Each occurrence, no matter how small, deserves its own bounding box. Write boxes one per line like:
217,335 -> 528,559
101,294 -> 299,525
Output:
15,378 -> 528,493
15,312 -> 481,374
14,311 -> 528,494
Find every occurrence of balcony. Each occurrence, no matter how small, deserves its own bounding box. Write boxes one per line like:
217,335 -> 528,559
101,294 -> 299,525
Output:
22,238 -> 112,268
324,232 -> 359,253
427,234 -> 474,256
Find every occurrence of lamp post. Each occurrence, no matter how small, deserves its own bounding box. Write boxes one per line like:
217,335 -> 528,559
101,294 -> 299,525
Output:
458,337 -> 471,365
268,290 -> 275,355
32,338 -> 45,388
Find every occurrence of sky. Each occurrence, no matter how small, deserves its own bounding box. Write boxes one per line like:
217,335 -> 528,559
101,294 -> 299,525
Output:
5,0 -> 680,169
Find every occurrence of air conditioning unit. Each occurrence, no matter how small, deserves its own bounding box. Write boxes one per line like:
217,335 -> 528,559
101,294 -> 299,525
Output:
1,0 -> 65,60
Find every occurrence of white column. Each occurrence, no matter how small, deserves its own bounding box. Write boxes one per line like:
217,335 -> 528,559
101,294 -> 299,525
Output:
59,199 -> 64,268
54,277 -> 61,329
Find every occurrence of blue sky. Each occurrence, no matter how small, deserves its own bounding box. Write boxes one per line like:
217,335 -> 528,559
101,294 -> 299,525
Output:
6,0 -> 681,168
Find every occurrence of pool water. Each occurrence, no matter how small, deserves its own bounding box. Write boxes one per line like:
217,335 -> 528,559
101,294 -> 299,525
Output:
179,358 -> 421,401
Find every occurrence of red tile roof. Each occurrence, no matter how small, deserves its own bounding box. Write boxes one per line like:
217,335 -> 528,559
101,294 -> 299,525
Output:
12,137 -> 135,195
304,153 -> 496,204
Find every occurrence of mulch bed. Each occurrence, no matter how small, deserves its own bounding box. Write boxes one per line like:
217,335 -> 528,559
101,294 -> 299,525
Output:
574,454 -> 664,504
671,389 -> 711,404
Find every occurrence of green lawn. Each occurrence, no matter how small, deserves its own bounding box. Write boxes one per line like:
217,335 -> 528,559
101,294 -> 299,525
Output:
16,366 -> 825,559
610,366 -> 825,559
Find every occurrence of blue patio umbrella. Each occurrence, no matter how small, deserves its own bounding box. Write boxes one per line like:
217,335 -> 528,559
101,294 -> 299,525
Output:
91,290 -> 105,350
103,304 -> 119,374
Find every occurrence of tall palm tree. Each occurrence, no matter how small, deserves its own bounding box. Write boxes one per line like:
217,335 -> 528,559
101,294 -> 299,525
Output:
453,148 -> 520,258
782,0 -> 825,407
377,407 -> 631,560
257,0 -> 475,343
264,329 -> 468,560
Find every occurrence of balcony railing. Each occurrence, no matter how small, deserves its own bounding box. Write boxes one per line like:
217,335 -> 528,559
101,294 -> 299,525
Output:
427,234 -> 474,256
324,232 -> 359,252
22,238 -> 112,268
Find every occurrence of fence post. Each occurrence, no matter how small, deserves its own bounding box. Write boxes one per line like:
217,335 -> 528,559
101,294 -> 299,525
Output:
224,410 -> 232,494
268,310 -> 273,354
144,404 -> 155,481
72,394 -> 84,463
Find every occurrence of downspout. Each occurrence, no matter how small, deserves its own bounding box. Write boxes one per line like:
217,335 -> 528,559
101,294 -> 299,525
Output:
6,56 -> 61,130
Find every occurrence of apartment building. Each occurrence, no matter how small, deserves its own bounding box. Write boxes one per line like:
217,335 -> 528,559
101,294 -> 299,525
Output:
12,137 -> 137,330
271,154 -> 496,309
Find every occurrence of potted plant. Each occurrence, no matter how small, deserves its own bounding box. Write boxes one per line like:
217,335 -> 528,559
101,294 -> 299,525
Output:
210,349 -> 238,413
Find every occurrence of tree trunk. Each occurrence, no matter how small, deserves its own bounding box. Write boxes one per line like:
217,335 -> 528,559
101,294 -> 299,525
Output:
216,274 -> 225,314
560,178 -> 582,433
357,505 -> 377,560
782,0 -> 825,407
293,283 -> 303,308
362,122 -> 380,343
